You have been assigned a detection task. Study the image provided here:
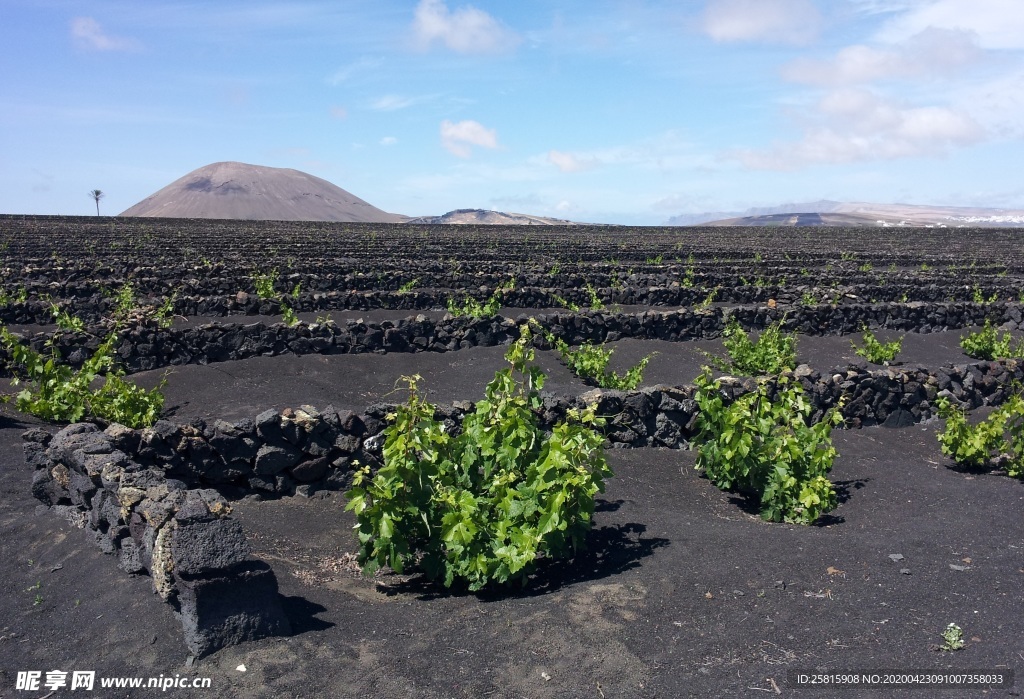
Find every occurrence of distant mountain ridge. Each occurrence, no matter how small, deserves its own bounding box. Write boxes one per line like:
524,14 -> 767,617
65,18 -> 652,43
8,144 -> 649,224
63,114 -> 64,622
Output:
405,209 -> 578,225
120,163 -> 1024,228
120,162 -> 406,223
668,201 -> 1024,227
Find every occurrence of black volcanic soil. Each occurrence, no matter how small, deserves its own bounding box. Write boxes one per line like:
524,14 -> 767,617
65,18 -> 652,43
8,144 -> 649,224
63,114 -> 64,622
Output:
4,216 -> 1024,696
2,330 -> 1022,698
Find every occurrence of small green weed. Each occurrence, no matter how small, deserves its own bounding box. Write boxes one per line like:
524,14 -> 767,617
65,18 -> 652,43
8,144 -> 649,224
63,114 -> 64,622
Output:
940,623 -> 965,651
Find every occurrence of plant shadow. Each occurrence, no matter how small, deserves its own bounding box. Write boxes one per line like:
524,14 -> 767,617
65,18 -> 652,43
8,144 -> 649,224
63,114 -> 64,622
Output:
723,477 -> 869,527
595,498 -> 625,513
378,520 -> 669,601
833,478 -> 869,504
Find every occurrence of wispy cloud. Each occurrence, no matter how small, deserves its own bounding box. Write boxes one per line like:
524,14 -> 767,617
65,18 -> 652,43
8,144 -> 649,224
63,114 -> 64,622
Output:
412,0 -> 520,54
368,94 -> 419,111
534,132 -> 700,175
380,136 -> 398,146
874,0 -> 1024,50
70,17 -> 140,52
700,0 -> 821,45
329,105 -> 348,120
783,28 -> 981,85
847,0 -> 918,15
736,88 -> 985,169
440,119 -> 499,157
326,57 -> 383,86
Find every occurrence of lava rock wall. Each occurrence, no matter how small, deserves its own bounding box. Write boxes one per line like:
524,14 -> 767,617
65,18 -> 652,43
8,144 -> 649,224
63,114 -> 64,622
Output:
5,301 -> 1020,375
25,423 -> 291,658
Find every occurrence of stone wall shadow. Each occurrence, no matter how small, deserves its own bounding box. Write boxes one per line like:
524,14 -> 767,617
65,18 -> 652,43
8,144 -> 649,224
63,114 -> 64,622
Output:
280,595 -> 334,636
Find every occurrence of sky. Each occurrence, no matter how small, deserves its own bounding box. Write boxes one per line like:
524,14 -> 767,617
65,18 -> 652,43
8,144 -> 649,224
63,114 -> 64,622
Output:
2,0 -> 1023,224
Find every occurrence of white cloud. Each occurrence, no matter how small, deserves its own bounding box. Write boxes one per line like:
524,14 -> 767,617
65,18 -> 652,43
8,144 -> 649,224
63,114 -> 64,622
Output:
737,88 -> 985,169
412,0 -> 520,54
783,28 -> 981,85
952,69 -> 1024,138
875,0 -> 1024,50
701,0 -> 822,45
70,17 -> 139,51
546,150 -> 598,173
527,132 -> 702,177
440,119 -> 499,157
380,136 -> 398,146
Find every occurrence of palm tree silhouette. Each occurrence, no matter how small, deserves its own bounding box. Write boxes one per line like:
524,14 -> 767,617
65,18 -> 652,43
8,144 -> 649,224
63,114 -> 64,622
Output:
89,189 -> 104,216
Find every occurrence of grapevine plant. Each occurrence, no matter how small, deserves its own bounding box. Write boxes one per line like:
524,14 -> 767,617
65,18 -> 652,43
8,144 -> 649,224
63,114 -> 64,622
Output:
555,338 -> 652,390
0,326 -> 166,428
345,326 -> 613,591
447,278 -> 515,319
936,395 -> 1024,478
706,315 -> 797,376
693,369 -> 843,524
531,322 -> 653,390
851,326 -> 902,364
960,320 -> 1024,361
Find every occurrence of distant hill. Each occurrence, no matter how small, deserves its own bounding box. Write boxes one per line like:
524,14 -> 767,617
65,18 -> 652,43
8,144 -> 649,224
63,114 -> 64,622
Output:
119,162 -> 406,223
669,201 -> 1024,227
405,209 -> 579,225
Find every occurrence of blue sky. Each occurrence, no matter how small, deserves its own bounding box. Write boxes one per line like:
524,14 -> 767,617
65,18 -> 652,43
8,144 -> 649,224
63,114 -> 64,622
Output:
2,0 -> 1023,223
